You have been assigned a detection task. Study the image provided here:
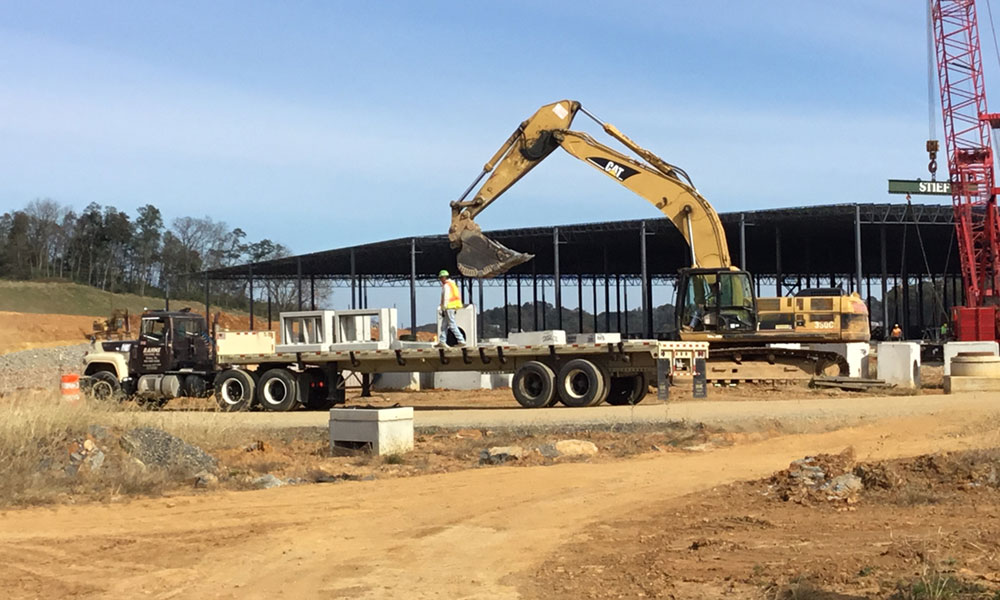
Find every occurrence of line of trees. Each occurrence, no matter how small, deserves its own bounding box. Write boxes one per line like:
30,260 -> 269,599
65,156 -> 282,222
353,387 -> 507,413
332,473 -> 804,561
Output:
0,198 -> 293,310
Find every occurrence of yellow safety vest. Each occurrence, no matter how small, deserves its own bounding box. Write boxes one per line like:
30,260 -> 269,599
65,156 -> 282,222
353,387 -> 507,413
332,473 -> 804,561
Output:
444,280 -> 462,309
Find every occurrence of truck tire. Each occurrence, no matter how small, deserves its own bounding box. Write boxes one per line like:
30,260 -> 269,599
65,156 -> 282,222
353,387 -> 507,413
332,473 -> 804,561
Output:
214,369 -> 256,412
605,373 -> 648,406
258,368 -> 299,412
89,371 -> 124,402
556,359 -> 605,408
512,361 -> 556,408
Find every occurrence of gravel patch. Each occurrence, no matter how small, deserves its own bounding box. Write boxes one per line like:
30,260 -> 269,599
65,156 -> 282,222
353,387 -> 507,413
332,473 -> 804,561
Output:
120,427 -> 218,476
0,343 -> 92,395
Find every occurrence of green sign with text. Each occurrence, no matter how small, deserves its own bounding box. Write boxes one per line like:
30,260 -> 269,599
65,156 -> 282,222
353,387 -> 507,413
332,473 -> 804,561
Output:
887,179 -> 953,195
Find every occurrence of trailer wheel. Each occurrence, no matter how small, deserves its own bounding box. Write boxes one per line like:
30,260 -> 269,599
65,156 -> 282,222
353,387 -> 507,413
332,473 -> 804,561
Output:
556,359 -> 605,408
512,361 -> 556,408
605,373 -> 648,406
258,368 -> 299,412
213,369 -> 256,412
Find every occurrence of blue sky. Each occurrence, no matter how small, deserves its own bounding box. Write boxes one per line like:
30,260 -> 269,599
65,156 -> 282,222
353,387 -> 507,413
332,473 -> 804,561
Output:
0,1 -> 962,258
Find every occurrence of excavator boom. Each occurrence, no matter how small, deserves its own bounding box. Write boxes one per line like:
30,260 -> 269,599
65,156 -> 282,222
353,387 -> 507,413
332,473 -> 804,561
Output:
449,100 -> 730,277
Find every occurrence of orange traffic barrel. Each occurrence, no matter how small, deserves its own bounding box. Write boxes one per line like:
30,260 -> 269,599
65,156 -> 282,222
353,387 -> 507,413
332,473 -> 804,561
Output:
60,373 -> 81,404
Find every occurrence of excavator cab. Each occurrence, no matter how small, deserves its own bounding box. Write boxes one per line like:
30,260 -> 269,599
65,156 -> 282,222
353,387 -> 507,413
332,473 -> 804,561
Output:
676,268 -> 757,335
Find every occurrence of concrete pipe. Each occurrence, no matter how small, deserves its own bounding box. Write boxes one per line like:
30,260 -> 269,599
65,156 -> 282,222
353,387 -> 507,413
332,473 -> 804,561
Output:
950,354 -> 1000,378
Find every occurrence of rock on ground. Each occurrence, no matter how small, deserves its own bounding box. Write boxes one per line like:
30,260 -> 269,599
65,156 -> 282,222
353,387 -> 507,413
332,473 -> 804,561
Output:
480,446 -> 525,465
120,427 -> 217,477
554,440 -> 599,457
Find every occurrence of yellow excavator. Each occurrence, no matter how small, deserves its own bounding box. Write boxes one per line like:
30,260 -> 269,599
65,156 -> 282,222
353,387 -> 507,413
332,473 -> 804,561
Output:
449,100 -> 870,380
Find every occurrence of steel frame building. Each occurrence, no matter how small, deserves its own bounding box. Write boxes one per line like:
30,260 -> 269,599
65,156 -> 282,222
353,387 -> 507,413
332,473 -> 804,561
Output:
202,202 -> 960,340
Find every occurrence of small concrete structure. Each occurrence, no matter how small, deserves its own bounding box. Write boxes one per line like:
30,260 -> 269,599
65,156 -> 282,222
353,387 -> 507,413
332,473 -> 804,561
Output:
943,341 -> 1000,375
329,406 -> 414,455
808,342 -> 871,378
508,330 -> 567,346
372,372 -> 422,391
876,342 -> 921,388
944,354 -> 1000,393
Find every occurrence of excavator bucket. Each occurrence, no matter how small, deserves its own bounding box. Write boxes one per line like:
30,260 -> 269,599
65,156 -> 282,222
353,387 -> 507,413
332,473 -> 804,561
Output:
456,230 -> 534,278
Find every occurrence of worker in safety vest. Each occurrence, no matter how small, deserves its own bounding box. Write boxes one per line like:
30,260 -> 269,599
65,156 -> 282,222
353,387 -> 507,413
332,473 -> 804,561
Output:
890,323 -> 903,341
438,270 -> 466,347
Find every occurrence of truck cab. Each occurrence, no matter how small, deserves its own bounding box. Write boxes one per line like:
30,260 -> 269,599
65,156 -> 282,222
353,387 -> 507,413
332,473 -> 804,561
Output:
83,309 -> 215,401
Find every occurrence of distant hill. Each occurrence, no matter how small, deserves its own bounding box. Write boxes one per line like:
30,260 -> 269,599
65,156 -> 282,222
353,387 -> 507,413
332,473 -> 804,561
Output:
0,280 -> 187,317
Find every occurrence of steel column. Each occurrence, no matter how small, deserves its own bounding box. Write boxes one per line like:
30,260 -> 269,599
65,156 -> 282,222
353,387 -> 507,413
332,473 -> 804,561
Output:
478,278 -> 484,340
517,275 -> 523,332
532,265 -> 538,330
854,203 -> 863,294
880,225 -> 888,336
267,291 -> 272,330
204,271 -> 209,325
503,274 -> 509,336
553,227 -> 561,330
409,238 -> 417,337
739,212 -> 747,270
350,248 -> 356,309
248,265 -> 254,331
296,257 -> 303,310
774,226 -> 783,296
640,220 -> 651,338
310,275 -> 315,310
577,273 -> 583,333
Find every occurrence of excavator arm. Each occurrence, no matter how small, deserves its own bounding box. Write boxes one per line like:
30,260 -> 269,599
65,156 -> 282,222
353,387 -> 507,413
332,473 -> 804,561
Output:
449,99 -> 731,278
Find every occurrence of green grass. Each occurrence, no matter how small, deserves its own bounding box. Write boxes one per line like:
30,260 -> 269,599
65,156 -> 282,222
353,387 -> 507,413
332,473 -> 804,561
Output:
0,280 -> 226,317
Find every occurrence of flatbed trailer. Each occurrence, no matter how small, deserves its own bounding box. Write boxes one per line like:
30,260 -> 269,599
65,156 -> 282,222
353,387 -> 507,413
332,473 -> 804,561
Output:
212,307 -> 708,411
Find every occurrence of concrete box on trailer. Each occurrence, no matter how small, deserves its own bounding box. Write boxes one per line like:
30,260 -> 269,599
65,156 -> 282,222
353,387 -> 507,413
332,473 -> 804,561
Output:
329,407 -> 413,455
943,341 -> 1000,375
508,330 -> 567,346
807,342 -> 871,378
876,342 -> 921,388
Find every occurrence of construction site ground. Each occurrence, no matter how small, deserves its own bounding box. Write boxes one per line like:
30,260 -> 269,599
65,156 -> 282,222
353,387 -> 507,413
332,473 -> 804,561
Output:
3,398 -> 1000,599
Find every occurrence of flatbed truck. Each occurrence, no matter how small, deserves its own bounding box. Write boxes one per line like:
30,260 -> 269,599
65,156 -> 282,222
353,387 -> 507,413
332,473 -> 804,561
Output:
82,306 -> 707,410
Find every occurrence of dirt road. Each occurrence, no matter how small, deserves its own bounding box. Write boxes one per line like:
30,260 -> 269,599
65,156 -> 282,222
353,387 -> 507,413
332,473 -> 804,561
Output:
3,402 -> 999,599
146,390 -> 996,431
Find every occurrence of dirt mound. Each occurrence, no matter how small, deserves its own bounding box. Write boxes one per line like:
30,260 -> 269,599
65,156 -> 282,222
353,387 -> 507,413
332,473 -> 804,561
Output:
528,448 -> 1000,599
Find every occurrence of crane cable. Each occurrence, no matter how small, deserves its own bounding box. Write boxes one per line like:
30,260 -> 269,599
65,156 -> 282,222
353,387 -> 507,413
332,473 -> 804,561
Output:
928,0 -> 937,144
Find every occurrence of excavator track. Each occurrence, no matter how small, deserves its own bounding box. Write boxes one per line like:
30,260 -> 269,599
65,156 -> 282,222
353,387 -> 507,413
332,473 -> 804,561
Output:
706,346 -> 849,383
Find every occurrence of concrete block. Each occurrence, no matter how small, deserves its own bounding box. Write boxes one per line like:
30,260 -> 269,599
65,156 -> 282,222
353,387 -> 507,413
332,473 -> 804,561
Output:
373,372 -> 421,391
434,371 -> 492,390
876,342 -> 921,388
768,343 -> 802,350
490,373 -> 513,389
508,330 -> 567,346
807,342 -> 871,378
944,341 -> 1000,375
571,333 -> 621,344
944,375 -> 1000,393
329,407 -> 413,455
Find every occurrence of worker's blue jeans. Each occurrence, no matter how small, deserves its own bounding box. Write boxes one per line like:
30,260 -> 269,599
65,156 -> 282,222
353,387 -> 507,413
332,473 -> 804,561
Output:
439,309 -> 465,344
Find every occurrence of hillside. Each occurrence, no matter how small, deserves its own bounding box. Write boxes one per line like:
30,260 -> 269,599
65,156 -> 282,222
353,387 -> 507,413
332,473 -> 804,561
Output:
0,280 -> 186,317
0,280 -> 261,355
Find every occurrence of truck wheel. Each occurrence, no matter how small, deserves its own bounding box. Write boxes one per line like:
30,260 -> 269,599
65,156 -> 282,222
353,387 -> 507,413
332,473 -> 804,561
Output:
258,368 -> 299,412
213,369 -> 256,412
89,371 -> 124,402
605,373 -> 648,406
556,359 -> 605,408
512,361 -> 556,408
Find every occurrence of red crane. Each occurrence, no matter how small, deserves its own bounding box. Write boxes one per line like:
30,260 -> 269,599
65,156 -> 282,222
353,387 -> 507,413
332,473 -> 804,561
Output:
932,0 -> 1000,340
